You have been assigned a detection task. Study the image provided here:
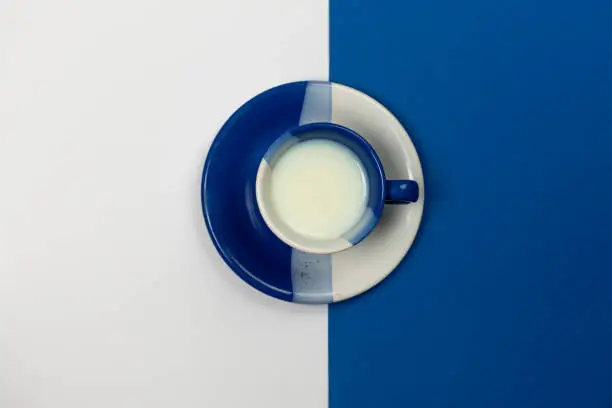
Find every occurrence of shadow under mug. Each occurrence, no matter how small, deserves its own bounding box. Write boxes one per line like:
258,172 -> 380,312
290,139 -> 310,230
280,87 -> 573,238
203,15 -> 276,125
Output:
256,122 -> 419,254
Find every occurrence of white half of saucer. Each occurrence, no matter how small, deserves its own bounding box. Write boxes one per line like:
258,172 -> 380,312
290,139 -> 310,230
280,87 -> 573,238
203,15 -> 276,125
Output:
298,82 -> 424,302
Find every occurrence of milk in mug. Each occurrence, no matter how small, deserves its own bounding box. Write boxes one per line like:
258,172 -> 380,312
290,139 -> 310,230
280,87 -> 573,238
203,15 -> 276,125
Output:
270,139 -> 368,240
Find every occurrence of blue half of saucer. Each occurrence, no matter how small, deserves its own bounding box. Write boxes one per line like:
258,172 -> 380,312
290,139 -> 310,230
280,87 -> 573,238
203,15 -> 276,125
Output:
201,81 -> 424,303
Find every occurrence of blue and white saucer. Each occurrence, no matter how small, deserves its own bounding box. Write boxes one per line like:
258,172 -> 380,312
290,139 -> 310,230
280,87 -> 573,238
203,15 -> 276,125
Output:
201,81 -> 424,303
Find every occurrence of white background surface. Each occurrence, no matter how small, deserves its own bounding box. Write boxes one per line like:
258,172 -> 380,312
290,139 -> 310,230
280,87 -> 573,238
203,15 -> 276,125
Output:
0,1 -> 328,407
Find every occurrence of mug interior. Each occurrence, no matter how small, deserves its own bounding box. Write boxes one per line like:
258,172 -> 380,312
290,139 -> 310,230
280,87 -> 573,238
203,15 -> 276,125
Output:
255,122 -> 385,254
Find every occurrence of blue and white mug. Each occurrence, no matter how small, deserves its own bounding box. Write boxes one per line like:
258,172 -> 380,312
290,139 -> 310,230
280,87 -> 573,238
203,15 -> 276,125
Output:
256,122 -> 419,254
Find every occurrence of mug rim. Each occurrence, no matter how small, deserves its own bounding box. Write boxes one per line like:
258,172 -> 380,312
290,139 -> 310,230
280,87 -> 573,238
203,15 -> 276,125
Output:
255,122 -> 386,254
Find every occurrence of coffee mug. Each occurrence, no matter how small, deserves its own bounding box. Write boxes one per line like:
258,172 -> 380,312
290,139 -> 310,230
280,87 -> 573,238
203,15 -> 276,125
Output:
256,122 -> 419,254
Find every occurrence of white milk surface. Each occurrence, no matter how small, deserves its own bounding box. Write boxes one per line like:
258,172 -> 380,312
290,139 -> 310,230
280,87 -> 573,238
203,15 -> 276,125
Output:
270,139 -> 368,240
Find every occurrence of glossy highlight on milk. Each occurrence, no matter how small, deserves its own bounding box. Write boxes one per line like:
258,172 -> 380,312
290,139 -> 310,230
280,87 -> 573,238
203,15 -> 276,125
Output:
269,139 -> 368,240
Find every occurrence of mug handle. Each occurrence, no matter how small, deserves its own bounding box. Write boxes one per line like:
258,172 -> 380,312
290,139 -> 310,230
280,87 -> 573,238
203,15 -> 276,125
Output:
385,180 -> 419,204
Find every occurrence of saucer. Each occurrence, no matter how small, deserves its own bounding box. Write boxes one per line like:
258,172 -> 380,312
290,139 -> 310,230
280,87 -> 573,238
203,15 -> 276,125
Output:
201,81 -> 424,303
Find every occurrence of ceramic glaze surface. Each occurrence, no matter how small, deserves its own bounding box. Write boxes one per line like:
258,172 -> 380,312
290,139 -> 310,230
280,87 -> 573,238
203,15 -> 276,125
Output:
202,81 -> 424,303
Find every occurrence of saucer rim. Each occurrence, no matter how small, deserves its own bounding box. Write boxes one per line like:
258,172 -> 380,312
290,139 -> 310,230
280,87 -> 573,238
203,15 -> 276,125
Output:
202,82 -> 300,302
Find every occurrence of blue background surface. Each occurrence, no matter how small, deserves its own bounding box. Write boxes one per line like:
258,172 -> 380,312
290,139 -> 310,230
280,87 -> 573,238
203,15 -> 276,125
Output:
329,0 -> 612,406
